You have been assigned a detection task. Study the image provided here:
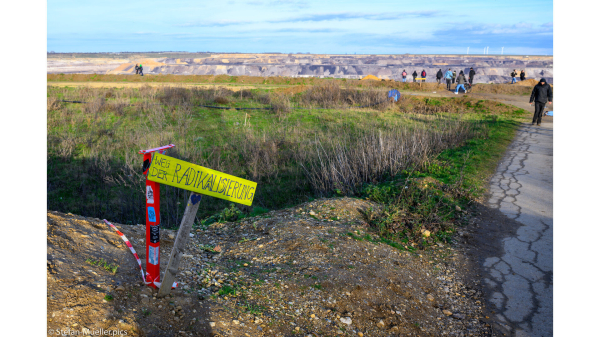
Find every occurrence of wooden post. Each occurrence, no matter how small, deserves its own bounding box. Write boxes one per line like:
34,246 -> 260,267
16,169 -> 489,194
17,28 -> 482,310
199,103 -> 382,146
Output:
157,192 -> 202,297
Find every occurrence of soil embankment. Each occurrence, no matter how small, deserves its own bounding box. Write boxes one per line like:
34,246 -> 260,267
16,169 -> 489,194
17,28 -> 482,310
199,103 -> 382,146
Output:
48,197 -> 494,336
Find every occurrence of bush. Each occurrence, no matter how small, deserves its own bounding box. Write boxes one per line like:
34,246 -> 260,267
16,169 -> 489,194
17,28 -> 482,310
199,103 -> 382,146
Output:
361,175 -> 466,248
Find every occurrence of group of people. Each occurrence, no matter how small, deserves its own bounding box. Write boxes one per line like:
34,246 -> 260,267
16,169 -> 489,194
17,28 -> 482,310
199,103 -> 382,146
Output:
400,68 -> 475,94
397,67 -> 552,126
134,64 -> 144,76
510,69 -> 526,83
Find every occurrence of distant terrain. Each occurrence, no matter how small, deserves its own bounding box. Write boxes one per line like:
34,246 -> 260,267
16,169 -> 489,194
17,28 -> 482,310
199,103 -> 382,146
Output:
47,52 -> 553,84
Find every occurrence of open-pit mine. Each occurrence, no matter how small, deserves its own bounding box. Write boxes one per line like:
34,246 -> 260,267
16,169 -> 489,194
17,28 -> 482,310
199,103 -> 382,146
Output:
48,52 -> 553,84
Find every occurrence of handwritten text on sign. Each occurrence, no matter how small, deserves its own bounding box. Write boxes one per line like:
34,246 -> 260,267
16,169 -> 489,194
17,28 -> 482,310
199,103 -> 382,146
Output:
147,153 -> 257,206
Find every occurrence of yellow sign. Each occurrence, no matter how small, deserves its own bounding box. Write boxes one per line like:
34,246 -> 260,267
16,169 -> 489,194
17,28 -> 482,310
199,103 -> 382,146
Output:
147,153 -> 257,206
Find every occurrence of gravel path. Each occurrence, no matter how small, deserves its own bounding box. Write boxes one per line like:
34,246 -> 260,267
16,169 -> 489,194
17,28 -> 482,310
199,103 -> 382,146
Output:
483,121 -> 553,336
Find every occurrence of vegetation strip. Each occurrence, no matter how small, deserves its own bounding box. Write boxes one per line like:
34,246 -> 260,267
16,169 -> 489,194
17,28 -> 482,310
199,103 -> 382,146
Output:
48,82 -> 526,234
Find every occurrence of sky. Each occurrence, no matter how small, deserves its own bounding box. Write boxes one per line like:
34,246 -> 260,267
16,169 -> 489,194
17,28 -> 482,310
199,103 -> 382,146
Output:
47,0 -> 553,55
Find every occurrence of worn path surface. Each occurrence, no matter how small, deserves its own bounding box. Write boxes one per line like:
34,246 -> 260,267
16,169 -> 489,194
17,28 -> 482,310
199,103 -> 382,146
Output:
482,121 -> 553,336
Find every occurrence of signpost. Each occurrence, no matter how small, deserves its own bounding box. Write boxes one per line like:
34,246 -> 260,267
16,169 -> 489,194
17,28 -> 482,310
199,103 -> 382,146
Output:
139,144 -> 175,288
144,153 -> 257,296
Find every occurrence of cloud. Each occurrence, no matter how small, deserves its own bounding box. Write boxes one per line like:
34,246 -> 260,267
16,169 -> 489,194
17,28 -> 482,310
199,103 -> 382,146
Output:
542,22 -> 553,27
269,0 -> 309,8
179,10 -> 438,28
270,11 -> 439,23
177,19 -> 253,27
272,28 -> 343,33
428,22 -> 553,48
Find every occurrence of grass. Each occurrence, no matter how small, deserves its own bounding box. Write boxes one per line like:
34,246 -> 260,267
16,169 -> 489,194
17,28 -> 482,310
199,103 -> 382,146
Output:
47,73 -> 539,96
353,114 -> 521,250
86,257 -> 119,274
47,82 -> 526,234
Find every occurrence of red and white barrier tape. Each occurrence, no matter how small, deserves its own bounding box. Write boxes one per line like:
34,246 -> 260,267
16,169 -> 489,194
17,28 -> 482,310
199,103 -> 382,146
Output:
103,219 -> 177,289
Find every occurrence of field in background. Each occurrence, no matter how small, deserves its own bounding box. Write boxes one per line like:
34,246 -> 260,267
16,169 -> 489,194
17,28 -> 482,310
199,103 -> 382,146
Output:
47,81 -> 526,248
47,74 -> 538,96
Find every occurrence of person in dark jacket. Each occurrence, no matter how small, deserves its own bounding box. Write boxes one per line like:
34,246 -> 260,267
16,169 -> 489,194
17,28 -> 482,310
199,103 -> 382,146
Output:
412,70 -> 418,82
510,69 -> 517,84
139,64 -> 144,76
452,70 -> 457,84
436,69 -> 443,84
455,71 -> 467,94
135,64 -> 140,75
468,67 -> 475,85
529,78 -> 552,125
421,69 -> 427,82
520,70 -> 525,81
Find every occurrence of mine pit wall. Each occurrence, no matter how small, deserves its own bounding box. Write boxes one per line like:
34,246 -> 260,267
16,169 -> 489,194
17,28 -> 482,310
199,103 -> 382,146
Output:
47,54 -> 553,84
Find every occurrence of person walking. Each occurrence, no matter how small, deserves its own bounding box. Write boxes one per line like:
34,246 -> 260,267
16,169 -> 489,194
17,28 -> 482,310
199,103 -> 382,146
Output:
412,70 -> 418,82
445,68 -> 453,90
139,64 -> 144,76
520,69 -> 525,81
468,67 -> 475,85
402,69 -> 407,82
452,70 -> 457,84
455,71 -> 467,94
529,78 -> 552,126
436,69 -> 443,84
421,69 -> 427,82
510,69 -> 517,84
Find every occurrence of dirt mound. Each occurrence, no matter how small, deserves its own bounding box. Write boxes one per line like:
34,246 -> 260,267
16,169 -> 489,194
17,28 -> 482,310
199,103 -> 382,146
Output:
360,74 -> 382,81
111,62 -> 134,72
513,79 -> 538,86
135,58 -> 165,67
48,197 -> 492,336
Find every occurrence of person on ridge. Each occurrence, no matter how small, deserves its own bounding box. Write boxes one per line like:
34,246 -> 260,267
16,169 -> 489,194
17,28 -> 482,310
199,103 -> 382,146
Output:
412,70 -> 418,82
421,69 -> 427,82
445,68 -> 453,90
436,69 -> 443,84
510,69 -> 517,84
529,78 -> 552,126
520,69 -> 526,81
452,70 -> 457,84
468,67 -> 476,85
402,69 -> 407,82
139,64 -> 144,76
135,64 -> 140,75
455,71 -> 467,94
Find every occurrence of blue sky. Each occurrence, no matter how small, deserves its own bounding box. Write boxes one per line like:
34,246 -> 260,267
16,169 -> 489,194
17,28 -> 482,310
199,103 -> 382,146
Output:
47,0 -> 553,55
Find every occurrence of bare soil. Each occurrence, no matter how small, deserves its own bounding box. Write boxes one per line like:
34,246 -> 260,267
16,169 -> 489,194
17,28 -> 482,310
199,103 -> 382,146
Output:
48,197 -> 494,336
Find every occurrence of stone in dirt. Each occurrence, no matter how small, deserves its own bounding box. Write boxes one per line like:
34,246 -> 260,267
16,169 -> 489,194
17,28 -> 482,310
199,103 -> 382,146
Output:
443,310 -> 453,316
339,317 -> 352,325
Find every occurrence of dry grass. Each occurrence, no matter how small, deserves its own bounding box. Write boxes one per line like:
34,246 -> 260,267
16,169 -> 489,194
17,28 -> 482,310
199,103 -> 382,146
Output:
47,85 -> 492,226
